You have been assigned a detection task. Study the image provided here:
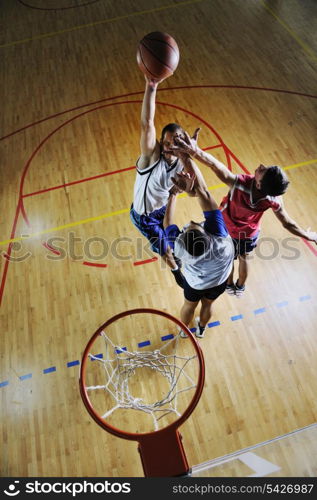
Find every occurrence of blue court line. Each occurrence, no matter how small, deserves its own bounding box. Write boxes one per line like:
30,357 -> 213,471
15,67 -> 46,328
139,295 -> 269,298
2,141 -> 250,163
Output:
161,334 -> 174,341
138,340 -> 150,348
43,366 -> 56,374
299,295 -> 311,302
115,347 -> 127,354
231,314 -> 243,321
208,320 -> 221,327
67,360 -> 80,367
277,301 -> 288,308
254,307 -> 266,315
91,353 -> 103,360
1,293 -> 314,389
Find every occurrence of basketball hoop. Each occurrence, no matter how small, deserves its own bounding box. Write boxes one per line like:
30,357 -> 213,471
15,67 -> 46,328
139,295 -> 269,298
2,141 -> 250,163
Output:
79,308 -> 205,477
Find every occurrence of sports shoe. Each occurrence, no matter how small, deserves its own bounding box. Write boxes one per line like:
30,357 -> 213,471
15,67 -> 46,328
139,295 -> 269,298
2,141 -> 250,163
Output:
194,317 -> 206,338
178,326 -> 188,338
225,283 -> 236,296
235,280 -> 245,298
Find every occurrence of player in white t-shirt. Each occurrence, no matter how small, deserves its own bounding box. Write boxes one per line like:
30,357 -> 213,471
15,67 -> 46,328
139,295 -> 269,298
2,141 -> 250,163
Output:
130,76 -> 197,288
164,163 -> 234,338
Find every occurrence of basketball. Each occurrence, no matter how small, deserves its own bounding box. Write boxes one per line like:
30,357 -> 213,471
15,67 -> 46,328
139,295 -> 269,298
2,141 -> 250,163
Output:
137,31 -> 180,80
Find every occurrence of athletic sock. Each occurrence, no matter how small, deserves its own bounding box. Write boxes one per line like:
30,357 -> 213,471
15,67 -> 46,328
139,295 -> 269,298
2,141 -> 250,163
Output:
198,323 -> 206,336
171,268 -> 184,288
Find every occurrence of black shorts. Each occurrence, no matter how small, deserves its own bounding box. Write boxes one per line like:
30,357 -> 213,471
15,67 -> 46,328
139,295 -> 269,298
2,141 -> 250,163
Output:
183,278 -> 228,302
232,234 -> 259,259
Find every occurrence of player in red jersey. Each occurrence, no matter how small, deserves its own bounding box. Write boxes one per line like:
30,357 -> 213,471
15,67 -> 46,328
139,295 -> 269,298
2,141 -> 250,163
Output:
170,129 -> 317,297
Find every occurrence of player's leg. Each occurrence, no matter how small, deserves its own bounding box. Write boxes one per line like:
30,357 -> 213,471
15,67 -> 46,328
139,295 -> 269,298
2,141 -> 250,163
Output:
226,237 -> 238,295
130,206 -> 184,287
196,297 -> 214,337
178,279 -> 201,337
196,280 -> 227,337
235,235 -> 258,297
180,298 -> 199,327
237,253 -> 249,287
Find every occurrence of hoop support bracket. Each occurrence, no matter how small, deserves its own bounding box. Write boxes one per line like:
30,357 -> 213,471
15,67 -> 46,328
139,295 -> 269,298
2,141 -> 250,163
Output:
138,429 -> 189,477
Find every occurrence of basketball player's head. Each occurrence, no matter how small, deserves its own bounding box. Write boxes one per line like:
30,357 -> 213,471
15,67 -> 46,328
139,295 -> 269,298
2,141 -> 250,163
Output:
254,164 -> 289,196
160,123 -> 185,162
182,222 -> 209,257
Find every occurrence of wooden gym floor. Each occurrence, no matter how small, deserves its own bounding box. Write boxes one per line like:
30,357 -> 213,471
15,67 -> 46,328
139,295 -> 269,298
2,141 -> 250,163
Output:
0,0 -> 316,477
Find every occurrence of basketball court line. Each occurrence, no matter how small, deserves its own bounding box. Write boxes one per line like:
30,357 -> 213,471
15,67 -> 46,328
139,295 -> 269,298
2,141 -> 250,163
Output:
1,90 -> 316,306
261,0 -> 317,62
0,0 -> 203,49
0,158 -> 315,248
0,293 -> 313,389
22,146 -> 222,198
191,422 -> 317,476
17,0 -> 101,11
1,85 -> 316,142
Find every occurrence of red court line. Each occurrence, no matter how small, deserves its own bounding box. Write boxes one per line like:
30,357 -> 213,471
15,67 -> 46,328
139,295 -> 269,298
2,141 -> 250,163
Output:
2,92 -> 316,307
302,239 -> 317,257
23,145 -> 222,198
82,261 -> 108,268
42,242 -> 61,256
1,85 -> 316,142
23,166 -> 136,198
224,146 -> 250,175
0,200 -> 22,306
133,257 -> 158,266
17,0 -> 100,10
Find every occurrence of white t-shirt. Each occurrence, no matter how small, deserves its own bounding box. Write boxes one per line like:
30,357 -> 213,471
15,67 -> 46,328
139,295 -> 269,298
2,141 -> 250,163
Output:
133,156 -> 183,215
166,210 -> 234,290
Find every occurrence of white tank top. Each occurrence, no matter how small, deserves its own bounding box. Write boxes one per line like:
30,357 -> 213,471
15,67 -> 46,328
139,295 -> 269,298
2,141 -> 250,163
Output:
133,156 -> 183,215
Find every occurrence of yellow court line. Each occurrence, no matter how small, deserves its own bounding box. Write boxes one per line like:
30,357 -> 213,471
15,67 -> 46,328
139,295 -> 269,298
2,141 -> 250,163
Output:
0,0 -> 203,49
261,0 -> 317,62
284,159 -> 316,170
0,159 -> 316,247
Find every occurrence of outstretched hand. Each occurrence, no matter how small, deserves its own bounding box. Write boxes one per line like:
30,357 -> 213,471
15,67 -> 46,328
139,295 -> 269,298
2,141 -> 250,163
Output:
171,171 -> 196,193
169,128 -> 201,157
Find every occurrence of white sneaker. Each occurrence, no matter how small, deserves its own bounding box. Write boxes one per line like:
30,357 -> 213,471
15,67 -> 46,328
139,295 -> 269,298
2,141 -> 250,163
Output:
194,317 -> 205,338
178,326 -> 188,338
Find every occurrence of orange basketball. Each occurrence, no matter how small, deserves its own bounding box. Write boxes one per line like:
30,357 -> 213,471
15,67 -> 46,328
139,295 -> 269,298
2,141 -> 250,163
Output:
137,32 -> 180,80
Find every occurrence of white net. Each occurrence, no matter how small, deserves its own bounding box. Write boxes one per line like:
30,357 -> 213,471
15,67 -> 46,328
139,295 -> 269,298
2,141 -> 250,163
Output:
86,330 -> 198,431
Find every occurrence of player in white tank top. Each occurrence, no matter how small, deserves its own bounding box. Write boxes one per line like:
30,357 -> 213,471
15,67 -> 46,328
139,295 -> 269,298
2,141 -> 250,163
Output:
130,75 -> 198,287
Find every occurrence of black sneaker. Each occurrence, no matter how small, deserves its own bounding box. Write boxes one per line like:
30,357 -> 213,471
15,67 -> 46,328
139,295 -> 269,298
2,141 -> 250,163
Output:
225,283 -> 236,296
235,280 -> 245,298
171,268 -> 184,288
194,317 -> 206,338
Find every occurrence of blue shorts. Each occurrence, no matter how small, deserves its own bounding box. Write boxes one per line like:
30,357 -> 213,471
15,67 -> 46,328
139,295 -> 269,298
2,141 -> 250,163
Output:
232,234 -> 259,258
130,204 -> 168,256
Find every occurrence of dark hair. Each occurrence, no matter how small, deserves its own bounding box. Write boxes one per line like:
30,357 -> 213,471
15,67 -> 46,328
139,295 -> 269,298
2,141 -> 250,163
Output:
183,229 -> 209,257
261,166 -> 289,196
160,123 -> 184,141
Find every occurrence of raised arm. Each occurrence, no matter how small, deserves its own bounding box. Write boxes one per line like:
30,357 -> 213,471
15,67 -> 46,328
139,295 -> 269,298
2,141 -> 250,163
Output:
274,205 -> 317,244
163,187 -> 179,229
138,77 -> 161,170
172,129 -> 236,187
172,158 -> 219,212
